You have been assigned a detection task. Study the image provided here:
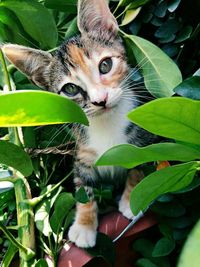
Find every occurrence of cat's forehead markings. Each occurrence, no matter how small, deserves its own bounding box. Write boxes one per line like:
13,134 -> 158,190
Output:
67,44 -> 91,76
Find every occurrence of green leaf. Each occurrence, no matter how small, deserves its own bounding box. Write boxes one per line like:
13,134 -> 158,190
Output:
75,186 -> 89,204
117,0 -> 150,8
65,17 -> 79,40
96,143 -> 200,168
44,0 -> 77,13
128,97 -> 200,145
174,76 -> 200,100
50,192 -> 75,234
165,216 -> 192,229
178,219 -> 200,267
155,18 -> 181,39
157,194 -> 174,203
168,0 -> 181,12
130,162 -> 199,215
152,237 -> 175,257
0,140 -> 33,176
35,186 -> 62,236
1,242 -> 18,267
136,258 -> 157,267
175,26 -> 193,43
128,0 -> 151,9
0,91 -> 88,127
159,224 -> 173,239
35,198 -> 52,237
133,238 -> 154,258
0,21 -> 11,42
0,7 -> 29,45
35,259 -> 48,267
0,0 -> 58,48
194,68 -> 200,76
123,34 -> 182,97
63,209 -> 75,232
86,233 -> 115,265
151,201 -> 185,218
121,8 -> 141,26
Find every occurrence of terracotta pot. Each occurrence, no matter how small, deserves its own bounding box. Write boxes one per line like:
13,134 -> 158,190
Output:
10,212 -> 155,267
47,211 -> 156,267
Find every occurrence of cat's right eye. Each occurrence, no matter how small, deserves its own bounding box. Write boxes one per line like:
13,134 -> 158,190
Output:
60,83 -> 80,97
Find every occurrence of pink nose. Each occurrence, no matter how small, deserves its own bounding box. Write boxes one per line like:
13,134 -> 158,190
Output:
91,93 -> 108,107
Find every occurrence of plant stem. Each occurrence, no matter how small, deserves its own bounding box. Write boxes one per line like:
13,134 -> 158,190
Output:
1,47 -> 36,266
14,175 -> 36,266
29,170 -> 73,207
0,221 -> 35,258
0,177 -> 18,183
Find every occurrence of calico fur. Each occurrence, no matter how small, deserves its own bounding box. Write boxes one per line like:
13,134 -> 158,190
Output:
1,0 -> 158,248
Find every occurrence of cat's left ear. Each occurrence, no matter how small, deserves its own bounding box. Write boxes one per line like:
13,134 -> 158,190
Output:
1,44 -> 52,88
78,0 -> 118,37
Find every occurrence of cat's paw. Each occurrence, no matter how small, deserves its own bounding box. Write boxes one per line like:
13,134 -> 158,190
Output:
68,222 -> 97,248
118,197 -> 134,220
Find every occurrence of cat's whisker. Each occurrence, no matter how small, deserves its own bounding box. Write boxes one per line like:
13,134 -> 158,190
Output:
122,86 -> 162,94
46,124 -> 66,148
120,96 -> 147,105
122,93 -> 155,100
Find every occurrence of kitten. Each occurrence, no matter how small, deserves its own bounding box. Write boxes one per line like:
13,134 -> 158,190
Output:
2,0 -> 157,248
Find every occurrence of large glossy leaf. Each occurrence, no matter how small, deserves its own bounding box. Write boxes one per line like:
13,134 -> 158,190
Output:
0,91 -> 88,127
0,7 -> 29,45
0,21 -> 11,42
0,140 -> 33,176
0,0 -> 58,48
96,143 -> 200,168
130,162 -> 199,215
124,34 -> 182,97
174,76 -> 200,100
44,0 -> 77,13
128,97 -> 200,145
50,192 -> 75,234
178,219 -> 200,267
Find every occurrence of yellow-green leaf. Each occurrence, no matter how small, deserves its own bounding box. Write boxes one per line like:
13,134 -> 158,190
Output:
0,91 -> 88,127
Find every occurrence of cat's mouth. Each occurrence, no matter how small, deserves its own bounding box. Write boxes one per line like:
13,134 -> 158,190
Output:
86,104 -> 118,118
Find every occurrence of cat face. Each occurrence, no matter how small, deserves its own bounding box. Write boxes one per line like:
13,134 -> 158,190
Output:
55,35 -> 128,117
2,0 -> 129,117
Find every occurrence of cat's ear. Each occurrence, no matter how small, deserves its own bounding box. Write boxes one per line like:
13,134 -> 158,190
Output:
2,44 -> 52,88
77,0 -> 118,37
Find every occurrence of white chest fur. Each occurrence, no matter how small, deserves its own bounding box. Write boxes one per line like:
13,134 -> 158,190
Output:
87,99 -> 133,157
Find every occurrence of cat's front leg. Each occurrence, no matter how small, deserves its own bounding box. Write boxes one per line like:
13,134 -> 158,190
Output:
68,195 -> 98,248
119,169 -> 144,219
68,146 -> 98,248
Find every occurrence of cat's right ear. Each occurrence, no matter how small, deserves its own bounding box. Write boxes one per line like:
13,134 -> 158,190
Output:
1,44 -> 52,88
77,0 -> 118,38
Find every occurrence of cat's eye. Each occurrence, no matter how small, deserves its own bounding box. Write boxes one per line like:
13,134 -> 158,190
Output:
99,58 -> 113,74
60,83 -> 80,97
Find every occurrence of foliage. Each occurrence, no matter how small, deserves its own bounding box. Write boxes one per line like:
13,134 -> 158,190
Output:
0,0 -> 200,266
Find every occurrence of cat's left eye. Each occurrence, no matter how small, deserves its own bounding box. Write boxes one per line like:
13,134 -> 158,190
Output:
99,58 -> 113,75
60,83 -> 80,97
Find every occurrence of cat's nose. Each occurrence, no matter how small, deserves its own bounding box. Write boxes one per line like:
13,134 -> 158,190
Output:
91,92 -> 108,107
92,100 -> 107,107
